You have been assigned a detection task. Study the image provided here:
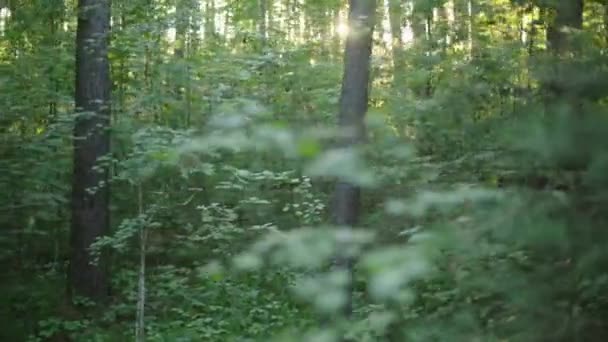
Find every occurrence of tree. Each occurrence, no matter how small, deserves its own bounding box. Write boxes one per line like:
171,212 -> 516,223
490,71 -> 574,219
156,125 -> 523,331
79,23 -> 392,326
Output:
69,0 -> 112,301
204,0 -> 215,40
174,0 -> 189,60
5,0 -> 608,340
388,0 -> 404,88
259,0 -> 268,48
547,0 -> 583,54
546,0 -> 584,98
332,0 -> 376,318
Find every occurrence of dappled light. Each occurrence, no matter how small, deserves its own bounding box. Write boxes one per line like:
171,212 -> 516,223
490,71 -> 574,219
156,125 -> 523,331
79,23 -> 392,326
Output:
336,22 -> 349,38
0,7 -> 10,36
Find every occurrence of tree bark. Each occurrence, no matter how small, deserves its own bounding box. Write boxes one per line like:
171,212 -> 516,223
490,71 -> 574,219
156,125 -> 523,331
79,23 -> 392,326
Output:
388,0 -> 404,87
258,0 -> 267,48
174,0 -> 188,59
174,0 -> 190,127
47,0 -> 64,121
69,0 -> 112,301
468,0 -> 476,58
332,0 -> 376,319
135,184 -> 147,342
547,0 -> 583,55
204,0 -> 215,40
545,0 -> 583,103
604,2 -> 608,46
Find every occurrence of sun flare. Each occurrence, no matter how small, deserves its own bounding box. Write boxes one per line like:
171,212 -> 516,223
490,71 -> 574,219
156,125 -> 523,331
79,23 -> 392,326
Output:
336,22 -> 349,38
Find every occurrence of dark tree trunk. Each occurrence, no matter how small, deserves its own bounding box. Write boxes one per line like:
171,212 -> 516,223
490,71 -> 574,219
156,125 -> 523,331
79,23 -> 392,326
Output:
604,2 -> 608,46
547,0 -> 583,54
410,10 -> 426,43
70,0 -> 112,301
545,0 -> 583,103
174,0 -> 188,59
332,0 -> 376,319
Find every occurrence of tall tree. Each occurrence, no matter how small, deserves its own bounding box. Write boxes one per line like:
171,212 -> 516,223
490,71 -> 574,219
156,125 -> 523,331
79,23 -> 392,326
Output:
173,0 -> 191,127
174,0 -> 189,60
547,0 -> 583,54
545,0 -> 584,103
332,0 -> 376,318
467,0 -> 476,57
388,0 -> 404,87
204,0 -> 215,40
604,1 -> 608,45
45,0 -> 64,120
259,0 -> 268,48
69,0 -> 112,301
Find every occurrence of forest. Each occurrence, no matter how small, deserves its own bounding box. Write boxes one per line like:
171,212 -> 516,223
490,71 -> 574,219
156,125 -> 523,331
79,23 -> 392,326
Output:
1,0 -> 608,340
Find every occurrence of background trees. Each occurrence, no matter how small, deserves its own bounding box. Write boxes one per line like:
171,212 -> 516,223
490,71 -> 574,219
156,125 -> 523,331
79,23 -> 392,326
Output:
1,0 -> 608,341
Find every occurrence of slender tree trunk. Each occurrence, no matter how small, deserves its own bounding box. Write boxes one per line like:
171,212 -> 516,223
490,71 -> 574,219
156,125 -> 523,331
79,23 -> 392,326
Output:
69,0 -> 112,301
135,184 -> 147,342
44,0 -> 65,122
388,0 -> 404,88
436,3 -> 447,50
332,0 -> 376,319
48,10 -> 58,119
174,0 -> 190,127
524,3 -> 535,94
604,2 -> 608,46
425,13 -> 434,97
410,3 -> 431,97
191,0 -> 201,49
117,8 -> 127,121
174,0 -> 188,60
186,0 -> 200,128
468,0 -> 476,58
204,0 -> 215,40
452,0 -> 467,44
292,0 -> 301,42
388,0 -> 403,48
259,0 -> 267,48
224,3 -> 231,38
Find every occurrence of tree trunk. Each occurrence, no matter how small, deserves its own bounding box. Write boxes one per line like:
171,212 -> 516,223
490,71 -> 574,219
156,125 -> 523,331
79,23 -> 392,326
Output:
47,0 -> 63,121
190,0 -> 201,50
174,0 -> 190,127
258,0 -> 267,48
545,0 -> 583,102
604,2 -> 608,46
332,0 -> 376,319
69,0 -> 112,301
174,0 -> 189,59
410,2 -> 426,42
388,0 -> 404,87
135,184 -> 147,342
547,0 -> 583,55
468,0 -> 476,58
204,0 -> 215,40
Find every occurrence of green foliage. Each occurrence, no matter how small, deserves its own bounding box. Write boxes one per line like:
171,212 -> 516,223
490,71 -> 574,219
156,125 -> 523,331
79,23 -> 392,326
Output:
3,0 -> 608,341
